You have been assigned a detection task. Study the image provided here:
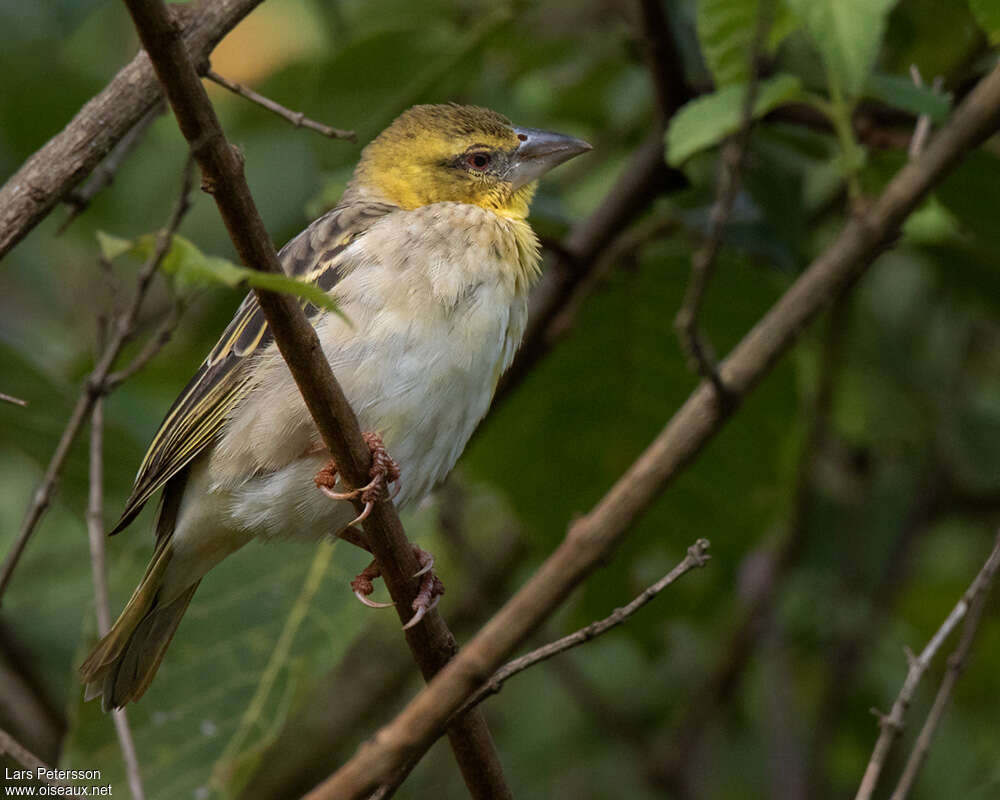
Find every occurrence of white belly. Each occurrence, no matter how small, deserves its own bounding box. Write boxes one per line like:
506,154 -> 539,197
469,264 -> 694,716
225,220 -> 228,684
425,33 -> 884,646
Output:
187,281 -> 526,544
166,201 -> 536,589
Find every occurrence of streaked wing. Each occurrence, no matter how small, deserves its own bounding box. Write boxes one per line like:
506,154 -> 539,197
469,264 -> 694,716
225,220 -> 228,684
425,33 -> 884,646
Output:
111,201 -> 397,534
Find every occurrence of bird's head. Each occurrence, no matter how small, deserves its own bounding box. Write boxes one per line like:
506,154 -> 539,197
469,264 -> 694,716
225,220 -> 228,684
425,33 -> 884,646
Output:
350,104 -> 591,218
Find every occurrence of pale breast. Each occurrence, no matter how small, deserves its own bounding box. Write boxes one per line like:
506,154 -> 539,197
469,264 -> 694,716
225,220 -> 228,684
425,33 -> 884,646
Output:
209,202 -> 535,534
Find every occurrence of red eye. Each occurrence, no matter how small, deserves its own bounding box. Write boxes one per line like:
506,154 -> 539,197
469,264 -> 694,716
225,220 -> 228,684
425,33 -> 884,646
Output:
466,152 -> 491,170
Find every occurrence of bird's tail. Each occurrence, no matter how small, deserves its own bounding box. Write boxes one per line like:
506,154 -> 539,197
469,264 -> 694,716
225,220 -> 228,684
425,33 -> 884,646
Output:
80,542 -> 199,710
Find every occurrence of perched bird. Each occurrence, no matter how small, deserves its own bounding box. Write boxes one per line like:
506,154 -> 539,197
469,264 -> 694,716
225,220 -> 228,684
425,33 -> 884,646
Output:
80,103 -> 591,709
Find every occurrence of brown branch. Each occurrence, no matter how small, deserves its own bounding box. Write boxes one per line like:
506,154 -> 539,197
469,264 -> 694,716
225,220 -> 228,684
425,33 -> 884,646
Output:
854,533 -> 1000,800
120,2 -> 510,797
0,162 -> 194,604
305,61 -> 1000,800
0,0 -> 265,262
86,397 -> 147,800
674,0 -> 772,396
58,100 -> 165,234
888,539 -> 998,800
206,69 -> 356,140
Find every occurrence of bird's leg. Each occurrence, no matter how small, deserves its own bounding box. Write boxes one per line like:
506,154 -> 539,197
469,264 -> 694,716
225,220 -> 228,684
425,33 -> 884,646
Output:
313,435 -> 442,626
313,431 -> 401,526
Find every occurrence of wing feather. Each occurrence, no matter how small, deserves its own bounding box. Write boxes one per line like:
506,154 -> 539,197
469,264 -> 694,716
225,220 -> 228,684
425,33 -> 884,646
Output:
111,201 -> 397,534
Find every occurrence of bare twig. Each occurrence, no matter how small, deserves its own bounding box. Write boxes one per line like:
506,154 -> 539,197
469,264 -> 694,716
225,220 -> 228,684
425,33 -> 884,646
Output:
0,391 -> 28,407
121,3 -> 510,797
0,0 -> 265,261
674,0 -> 772,396
0,162 -> 194,604
0,727 -> 71,789
86,397 -> 146,800
206,70 -> 356,140
58,101 -> 165,234
855,534 -> 1000,800
306,61 -> 1000,800
460,539 -> 711,715
889,541 -> 998,800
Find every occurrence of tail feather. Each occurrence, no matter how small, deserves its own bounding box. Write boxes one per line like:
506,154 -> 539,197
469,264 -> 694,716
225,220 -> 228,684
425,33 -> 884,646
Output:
80,543 -> 199,710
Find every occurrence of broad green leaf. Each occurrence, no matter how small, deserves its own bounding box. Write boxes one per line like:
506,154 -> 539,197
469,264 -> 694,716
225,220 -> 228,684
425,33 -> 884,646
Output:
666,73 -> 806,165
865,73 -> 951,122
697,0 -> 799,86
784,0 -> 898,96
969,0 -> 1000,43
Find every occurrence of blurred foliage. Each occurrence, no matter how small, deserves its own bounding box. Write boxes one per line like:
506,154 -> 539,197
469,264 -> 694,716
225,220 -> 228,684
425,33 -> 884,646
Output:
2,0 -> 1000,798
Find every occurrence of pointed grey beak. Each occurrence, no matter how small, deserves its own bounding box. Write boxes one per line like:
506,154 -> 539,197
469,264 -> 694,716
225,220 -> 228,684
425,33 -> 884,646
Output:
509,126 -> 592,190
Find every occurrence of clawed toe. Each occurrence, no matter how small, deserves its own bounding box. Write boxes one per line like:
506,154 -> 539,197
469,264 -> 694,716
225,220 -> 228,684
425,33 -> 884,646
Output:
313,432 -> 401,518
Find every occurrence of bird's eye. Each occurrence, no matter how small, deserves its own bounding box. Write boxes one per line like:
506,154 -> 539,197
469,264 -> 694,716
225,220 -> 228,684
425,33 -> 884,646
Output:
466,152 -> 491,171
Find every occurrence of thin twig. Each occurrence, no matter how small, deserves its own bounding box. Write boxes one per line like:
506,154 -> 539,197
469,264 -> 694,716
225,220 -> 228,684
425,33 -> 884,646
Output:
0,727 -> 71,789
121,3 -> 510,798
854,534 -> 1000,800
58,100 -> 165,234
86,397 -> 146,800
307,60 -> 1000,800
674,0 -> 773,398
0,160 -> 194,604
206,70 -> 356,141
888,536 -> 999,800
461,539 -> 711,714
0,391 -> 28,407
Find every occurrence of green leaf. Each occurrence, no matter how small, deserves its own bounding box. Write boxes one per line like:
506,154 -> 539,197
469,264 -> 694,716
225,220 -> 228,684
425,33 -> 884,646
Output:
969,0 -> 1000,43
243,271 -> 344,317
784,0 -> 898,96
666,73 -> 806,166
95,230 -> 133,262
866,73 -> 951,121
130,234 -> 342,315
697,0 -> 800,87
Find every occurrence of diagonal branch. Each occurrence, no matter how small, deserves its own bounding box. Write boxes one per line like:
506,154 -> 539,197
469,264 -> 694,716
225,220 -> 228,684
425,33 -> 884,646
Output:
459,539 -> 710,715
0,0 -> 266,262
119,2 -> 510,797
305,60 -> 1000,800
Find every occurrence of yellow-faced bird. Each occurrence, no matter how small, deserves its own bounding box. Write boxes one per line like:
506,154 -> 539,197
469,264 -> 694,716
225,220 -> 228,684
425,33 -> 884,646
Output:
80,103 -> 591,709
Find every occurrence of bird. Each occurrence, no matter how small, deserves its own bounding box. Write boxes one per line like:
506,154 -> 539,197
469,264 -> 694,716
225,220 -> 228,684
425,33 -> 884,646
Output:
79,103 -> 591,709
